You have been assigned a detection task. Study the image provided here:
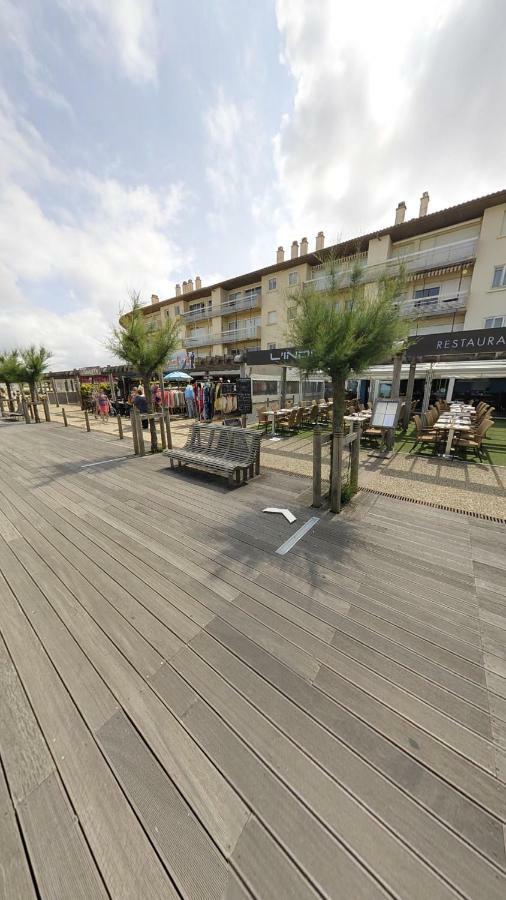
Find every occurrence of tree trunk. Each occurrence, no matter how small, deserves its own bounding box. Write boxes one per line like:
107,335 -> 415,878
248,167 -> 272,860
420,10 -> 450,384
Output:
332,372 -> 346,434
5,380 -> 14,412
29,381 -> 40,423
142,376 -> 158,453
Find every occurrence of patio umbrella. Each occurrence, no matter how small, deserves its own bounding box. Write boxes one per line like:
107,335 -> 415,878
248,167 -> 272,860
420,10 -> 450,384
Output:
164,371 -> 191,381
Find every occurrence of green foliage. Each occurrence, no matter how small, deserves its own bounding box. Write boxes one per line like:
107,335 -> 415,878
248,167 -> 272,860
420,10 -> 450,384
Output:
107,291 -> 180,379
340,481 -> 357,506
19,345 -> 53,384
0,349 -> 23,387
288,254 -> 408,380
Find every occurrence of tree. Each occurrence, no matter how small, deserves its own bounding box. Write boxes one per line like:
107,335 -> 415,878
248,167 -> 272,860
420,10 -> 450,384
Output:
19,346 -> 53,423
0,350 -> 23,412
288,253 -> 408,435
107,291 -> 180,452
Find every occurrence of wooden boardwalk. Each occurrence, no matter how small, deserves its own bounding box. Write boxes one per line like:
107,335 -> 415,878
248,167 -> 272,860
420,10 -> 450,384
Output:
0,422 -> 505,900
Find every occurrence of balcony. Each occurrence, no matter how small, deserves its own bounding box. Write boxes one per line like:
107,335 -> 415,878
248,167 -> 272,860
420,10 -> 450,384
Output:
180,305 -> 213,323
185,332 -> 214,348
221,324 -> 261,342
219,293 -> 261,316
303,238 -> 477,291
399,289 -> 469,318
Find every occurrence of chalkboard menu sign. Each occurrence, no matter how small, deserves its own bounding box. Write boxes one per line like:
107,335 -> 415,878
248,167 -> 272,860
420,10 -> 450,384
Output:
236,378 -> 252,415
220,382 -> 235,395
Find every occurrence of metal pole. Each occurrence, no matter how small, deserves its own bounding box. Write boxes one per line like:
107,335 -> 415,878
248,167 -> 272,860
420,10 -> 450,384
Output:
280,366 -> 287,408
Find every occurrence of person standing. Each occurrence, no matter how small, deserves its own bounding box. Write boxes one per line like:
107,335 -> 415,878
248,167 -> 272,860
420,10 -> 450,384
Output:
97,390 -> 111,422
133,387 -> 149,429
184,381 -> 196,418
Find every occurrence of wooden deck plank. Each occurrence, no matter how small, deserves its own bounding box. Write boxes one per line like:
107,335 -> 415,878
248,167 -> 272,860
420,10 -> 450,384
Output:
0,764 -> 37,900
1,424 -> 505,900
0,568 -> 175,899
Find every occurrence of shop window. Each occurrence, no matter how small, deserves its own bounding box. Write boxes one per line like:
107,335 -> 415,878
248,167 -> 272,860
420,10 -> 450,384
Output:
253,380 -> 278,395
492,265 -> 506,288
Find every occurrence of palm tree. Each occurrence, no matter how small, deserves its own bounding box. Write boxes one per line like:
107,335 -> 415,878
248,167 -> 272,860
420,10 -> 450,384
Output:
0,350 -> 23,412
288,253 -> 408,435
19,346 -> 53,423
107,291 -> 180,452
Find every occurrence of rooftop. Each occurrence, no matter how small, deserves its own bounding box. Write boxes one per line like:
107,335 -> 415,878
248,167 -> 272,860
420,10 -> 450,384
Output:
146,187 -> 506,314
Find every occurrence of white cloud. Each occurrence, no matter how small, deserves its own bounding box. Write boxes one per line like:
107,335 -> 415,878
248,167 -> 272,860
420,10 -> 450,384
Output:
0,0 -> 74,113
57,0 -> 159,83
0,91 -> 189,368
273,0 -> 506,247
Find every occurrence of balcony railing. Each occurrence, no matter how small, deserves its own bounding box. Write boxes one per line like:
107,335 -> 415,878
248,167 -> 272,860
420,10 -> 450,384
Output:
304,238 -> 477,291
399,290 -> 469,318
219,294 -> 261,316
185,332 -> 214,348
221,324 -> 261,342
180,305 -> 213,323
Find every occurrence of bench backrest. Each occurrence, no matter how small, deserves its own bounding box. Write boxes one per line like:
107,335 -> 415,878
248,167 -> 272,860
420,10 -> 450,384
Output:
184,424 -> 260,464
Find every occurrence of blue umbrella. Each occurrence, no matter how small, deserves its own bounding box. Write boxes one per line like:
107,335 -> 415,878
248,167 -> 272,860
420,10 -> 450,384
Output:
164,371 -> 191,381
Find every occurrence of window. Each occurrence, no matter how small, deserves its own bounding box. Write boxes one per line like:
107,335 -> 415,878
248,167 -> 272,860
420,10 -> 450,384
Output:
413,286 -> 440,307
174,305 -> 180,316
253,380 -> 278,396
492,265 -> 506,288
287,306 -> 296,321
268,277 -> 277,291
267,311 -> 277,325
484,316 -> 506,328
229,291 -> 241,304
288,271 -> 299,286
500,211 -> 506,236
267,342 -> 276,350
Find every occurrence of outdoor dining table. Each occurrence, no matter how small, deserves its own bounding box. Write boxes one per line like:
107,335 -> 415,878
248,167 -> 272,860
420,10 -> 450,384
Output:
265,408 -> 291,436
434,416 -> 472,457
344,412 -> 371,433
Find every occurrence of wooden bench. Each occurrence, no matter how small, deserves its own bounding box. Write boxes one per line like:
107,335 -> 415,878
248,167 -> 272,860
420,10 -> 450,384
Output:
166,423 -> 261,486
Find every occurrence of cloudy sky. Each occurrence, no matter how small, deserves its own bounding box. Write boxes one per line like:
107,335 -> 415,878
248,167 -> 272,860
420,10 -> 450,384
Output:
1,0 -> 505,369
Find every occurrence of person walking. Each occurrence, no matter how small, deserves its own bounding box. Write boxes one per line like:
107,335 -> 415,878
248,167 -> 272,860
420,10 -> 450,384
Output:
184,381 -> 196,418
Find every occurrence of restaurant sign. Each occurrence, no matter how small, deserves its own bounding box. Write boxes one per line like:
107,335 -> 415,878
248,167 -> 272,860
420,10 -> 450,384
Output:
406,327 -> 506,360
78,366 -> 102,376
245,347 -> 311,366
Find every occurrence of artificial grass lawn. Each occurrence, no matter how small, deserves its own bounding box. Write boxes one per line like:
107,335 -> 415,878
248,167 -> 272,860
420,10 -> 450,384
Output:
394,418 -> 506,466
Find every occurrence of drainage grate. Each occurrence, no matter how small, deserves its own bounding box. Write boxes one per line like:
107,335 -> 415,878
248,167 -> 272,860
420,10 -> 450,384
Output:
359,487 -> 506,525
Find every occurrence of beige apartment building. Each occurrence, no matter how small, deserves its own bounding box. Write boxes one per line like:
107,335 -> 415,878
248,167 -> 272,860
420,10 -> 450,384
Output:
140,188 -> 506,411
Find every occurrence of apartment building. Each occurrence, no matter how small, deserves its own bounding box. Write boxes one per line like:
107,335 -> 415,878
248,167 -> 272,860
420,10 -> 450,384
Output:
140,188 -> 506,408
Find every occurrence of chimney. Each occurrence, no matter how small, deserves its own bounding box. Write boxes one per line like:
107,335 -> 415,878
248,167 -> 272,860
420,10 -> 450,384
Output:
195,275 -> 202,289
300,236 -> 308,255
151,293 -> 159,305
187,278 -> 194,292
182,280 -> 187,293
315,230 -> 325,251
394,201 -> 406,226
276,245 -> 284,263
291,240 -> 299,259
419,191 -> 430,217
175,283 -> 181,296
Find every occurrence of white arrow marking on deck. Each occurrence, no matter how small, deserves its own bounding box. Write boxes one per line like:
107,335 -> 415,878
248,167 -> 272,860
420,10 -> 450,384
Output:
263,507 -> 297,524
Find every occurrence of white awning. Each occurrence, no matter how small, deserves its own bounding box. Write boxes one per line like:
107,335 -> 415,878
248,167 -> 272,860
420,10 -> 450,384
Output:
363,359 -> 506,380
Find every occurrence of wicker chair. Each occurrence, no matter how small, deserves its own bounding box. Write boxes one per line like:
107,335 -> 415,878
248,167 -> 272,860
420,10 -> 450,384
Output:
454,418 -> 494,460
409,415 -> 440,454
